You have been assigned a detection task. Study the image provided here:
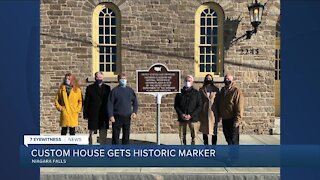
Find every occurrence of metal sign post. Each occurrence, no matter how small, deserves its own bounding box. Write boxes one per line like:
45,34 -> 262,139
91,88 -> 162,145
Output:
136,63 -> 180,145
156,93 -> 161,145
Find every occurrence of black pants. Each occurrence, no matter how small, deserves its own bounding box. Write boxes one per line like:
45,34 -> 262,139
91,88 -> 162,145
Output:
222,119 -> 239,145
112,115 -> 131,144
203,134 -> 217,145
61,127 -> 75,135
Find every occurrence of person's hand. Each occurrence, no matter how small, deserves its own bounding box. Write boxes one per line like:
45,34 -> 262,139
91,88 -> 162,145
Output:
185,114 -> 191,120
109,116 -> 115,123
131,113 -> 137,119
181,114 -> 187,120
59,106 -> 64,112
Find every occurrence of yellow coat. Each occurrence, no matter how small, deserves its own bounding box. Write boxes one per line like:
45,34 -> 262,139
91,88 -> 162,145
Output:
55,85 -> 82,127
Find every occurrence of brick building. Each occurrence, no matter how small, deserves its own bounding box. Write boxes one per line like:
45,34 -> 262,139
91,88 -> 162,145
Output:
40,0 -> 280,134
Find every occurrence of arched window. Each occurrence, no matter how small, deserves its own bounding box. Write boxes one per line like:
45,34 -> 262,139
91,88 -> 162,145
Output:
92,3 -> 121,76
195,3 -> 224,77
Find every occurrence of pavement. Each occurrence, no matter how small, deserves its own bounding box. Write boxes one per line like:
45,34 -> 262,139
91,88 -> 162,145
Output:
41,132 -> 280,180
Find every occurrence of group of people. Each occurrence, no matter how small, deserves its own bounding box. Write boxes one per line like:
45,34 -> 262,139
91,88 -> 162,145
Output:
54,71 -> 243,145
174,73 -> 244,145
55,72 -> 138,144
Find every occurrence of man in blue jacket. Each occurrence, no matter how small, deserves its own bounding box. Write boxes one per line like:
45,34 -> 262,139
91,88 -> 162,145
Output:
108,73 -> 138,144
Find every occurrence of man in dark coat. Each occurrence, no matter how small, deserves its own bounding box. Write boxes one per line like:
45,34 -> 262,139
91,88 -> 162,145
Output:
174,75 -> 202,145
83,71 -> 111,144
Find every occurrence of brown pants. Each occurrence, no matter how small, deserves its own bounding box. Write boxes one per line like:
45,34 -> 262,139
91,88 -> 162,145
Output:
179,121 -> 199,145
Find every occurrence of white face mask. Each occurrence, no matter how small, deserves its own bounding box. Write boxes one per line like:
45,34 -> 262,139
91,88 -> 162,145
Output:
184,81 -> 192,88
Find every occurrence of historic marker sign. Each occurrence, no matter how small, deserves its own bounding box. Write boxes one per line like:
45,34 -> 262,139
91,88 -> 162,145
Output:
137,64 -> 180,93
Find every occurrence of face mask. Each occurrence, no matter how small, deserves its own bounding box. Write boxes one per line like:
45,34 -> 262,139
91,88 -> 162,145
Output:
184,81 -> 192,88
65,79 -> 71,85
95,79 -> 103,85
119,79 -> 127,86
224,80 -> 232,86
205,79 -> 213,85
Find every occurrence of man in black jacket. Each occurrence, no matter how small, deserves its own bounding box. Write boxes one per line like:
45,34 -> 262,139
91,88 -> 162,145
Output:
83,71 -> 111,144
174,75 -> 202,145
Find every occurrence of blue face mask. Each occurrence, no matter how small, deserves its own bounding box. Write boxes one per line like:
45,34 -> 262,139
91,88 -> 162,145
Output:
119,79 -> 127,86
95,79 -> 103,85
65,79 -> 71,85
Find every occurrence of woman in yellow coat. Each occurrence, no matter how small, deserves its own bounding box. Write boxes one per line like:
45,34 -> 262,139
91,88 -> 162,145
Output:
55,73 -> 82,135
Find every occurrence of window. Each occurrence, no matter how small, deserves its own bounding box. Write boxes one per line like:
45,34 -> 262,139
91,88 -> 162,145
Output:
195,3 -> 224,77
92,3 -> 121,76
275,17 -> 280,80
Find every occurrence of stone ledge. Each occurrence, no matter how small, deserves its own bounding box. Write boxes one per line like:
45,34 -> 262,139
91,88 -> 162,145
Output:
194,77 -> 225,83
86,77 -> 118,83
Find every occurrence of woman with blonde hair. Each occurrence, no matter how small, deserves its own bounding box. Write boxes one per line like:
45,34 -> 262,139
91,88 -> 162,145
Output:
199,74 -> 220,144
55,72 -> 82,135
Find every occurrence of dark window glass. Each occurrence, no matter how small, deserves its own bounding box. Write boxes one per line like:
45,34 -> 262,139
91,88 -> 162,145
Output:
275,60 -> 278,69
200,64 -> 204,72
105,27 -> 110,35
207,36 -> 211,44
206,55 -> 211,63
212,55 -> 216,63
206,64 -> 211,72
200,36 -> 205,44
99,18 -> 103,25
279,71 -> 280,80
105,36 -> 110,44
111,36 -> 116,44
275,50 -> 278,58
106,18 -> 110,25
100,64 -> 104,71
112,64 -> 116,72
106,55 -> 110,62
106,64 -> 110,72
207,18 -> 211,26
102,8 -> 107,14
212,46 -> 217,54
99,27 -> 104,34
200,55 -> 204,63
201,12 -> 206,17
106,47 -> 110,53
206,47 -> 211,53
212,11 -> 217,17
111,18 -> 116,25
200,47 -> 205,54
213,36 -> 217,44
110,11 -> 115,16
275,71 -> 278,80
112,47 -> 116,54
112,55 -> 116,62
201,18 -> 205,26
99,12 -> 104,16
207,27 -> 211,35
211,64 -> 216,72
204,9 -> 208,14
99,36 -> 104,44
111,27 -> 116,34
100,55 -> 104,62
212,27 -> 217,35
279,60 -> 281,69
213,18 -> 217,25
99,47 -> 104,53
201,27 -> 205,35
